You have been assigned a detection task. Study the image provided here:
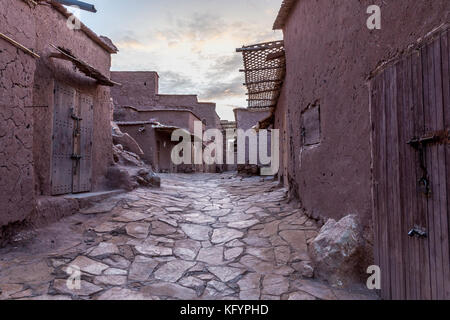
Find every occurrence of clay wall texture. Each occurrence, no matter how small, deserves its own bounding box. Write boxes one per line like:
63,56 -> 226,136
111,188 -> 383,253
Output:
0,0 -> 36,226
234,108 -> 272,170
274,0 -> 450,226
1,1 -> 115,228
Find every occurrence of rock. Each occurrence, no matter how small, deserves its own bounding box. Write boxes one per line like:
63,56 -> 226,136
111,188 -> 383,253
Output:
151,221 -> 177,235
125,222 -> 150,239
113,131 -> 144,157
97,288 -> 152,300
228,219 -> 260,229
279,230 -> 308,254
240,289 -> 260,300
211,228 -> 244,244
0,284 -> 24,299
179,276 -> 205,289
238,273 -> 261,290
292,261 -> 314,278
173,240 -> 201,261
53,280 -> 103,297
134,243 -> 173,257
94,275 -> 127,286
246,247 -> 275,261
184,213 -> 215,224
154,260 -> 195,282
197,247 -> 225,265
103,268 -> 128,276
274,246 -> 290,265
128,256 -> 158,282
284,291 -> 317,300
207,266 -> 245,282
224,247 -> 244,261
106,166 -> 138,191
69,256 -> 109,276
309,214 -> 365,287
140,283 -> 197,300
94,222 -> 124,233
89,243 -> 119,258
102,255 -> 131,269
262,275 -> 289,296
292,279 -> 337,300
113,211 -> 149,222
180,224 -> 211,241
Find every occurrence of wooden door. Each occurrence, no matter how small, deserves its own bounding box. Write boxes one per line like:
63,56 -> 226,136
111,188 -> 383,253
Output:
51,82 -> 94,195
72,93 -> 93,193
51,82 -> 76,195
370,28 -> 449,300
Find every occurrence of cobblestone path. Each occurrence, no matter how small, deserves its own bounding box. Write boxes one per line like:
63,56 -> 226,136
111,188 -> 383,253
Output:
0,174 -> 375,300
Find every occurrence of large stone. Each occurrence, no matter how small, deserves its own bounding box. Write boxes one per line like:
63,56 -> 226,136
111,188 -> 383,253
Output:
228,219 -> 260,229
309,215 -> 366,287
89,242 -> 120,258
0,261 -> 52,284
94,275 -> 127,286
207,266 -> 245,282
140,283 -> 197,300
70,256 -> 108,275
129,256 -> 158,282
125,222 -> 150,239
279,230 -> 308,254
134,243 -> 173,257
180,224 -> 211,241
211,228 -> 244,244
113,131 -> 144,157
151,221 -> 177,235
173,239 -> 201,261
184,213 -> 215,224
262,275 -> 289,296
97,288 -> 153,300
197,247 -> 225,265
154,260 -> 196,282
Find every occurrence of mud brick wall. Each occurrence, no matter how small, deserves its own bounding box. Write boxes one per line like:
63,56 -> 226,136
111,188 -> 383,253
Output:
273,0 -> 450,226
32,4 -> 114,195
111,71 -> 159,106
111,71 -> 222,130
0,0 -> 37,227
234,108 -> 272,174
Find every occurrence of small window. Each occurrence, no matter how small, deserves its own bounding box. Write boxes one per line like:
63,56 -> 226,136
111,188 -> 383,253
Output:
301,103 -> 321,146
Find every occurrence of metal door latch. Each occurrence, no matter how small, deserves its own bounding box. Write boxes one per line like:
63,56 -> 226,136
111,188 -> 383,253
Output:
71,154 -> 82,160
408,227 -> 427,239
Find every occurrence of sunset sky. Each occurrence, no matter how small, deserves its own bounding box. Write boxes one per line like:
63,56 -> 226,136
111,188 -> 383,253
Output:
72,0 -> 283,120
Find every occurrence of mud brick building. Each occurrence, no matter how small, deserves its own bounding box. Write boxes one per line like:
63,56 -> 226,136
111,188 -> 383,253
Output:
111,71 -> 222,173
111,71 -> 222,130
233,108 -> 273,175
115,108 -> 206,173
238,0 -> 449,299
0,1 -> 118,235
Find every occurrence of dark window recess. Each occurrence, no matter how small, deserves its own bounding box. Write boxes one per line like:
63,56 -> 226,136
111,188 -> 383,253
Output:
301,104 -> 321,146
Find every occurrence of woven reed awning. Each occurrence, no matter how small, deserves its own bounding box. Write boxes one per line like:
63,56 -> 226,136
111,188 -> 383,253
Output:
236,40 -> 285,109
49,45 -> 120,86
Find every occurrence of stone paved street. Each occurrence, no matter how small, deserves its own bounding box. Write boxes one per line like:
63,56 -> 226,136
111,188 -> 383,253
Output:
0,174 -> 376,300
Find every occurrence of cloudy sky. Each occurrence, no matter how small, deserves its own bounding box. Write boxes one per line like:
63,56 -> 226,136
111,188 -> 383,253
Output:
74,0 -> 283,120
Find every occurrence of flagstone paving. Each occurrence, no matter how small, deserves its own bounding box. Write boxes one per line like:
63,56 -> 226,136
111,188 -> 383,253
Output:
0,173 -> 377,300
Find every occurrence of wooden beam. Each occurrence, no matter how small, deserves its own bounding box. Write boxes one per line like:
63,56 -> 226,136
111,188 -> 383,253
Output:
0,32 -> 40,59
246,88 -> 280,95
239,66 -> 284,72
236,41 -> 284,52
243,79 -> 283,86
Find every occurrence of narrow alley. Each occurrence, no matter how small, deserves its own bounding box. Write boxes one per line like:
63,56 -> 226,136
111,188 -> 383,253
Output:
0,174 -> 374,300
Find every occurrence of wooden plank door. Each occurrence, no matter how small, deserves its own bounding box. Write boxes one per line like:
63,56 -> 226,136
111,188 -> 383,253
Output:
370,27 -> 449,300
51,82 -> 76,195
73,93 -> 93,193
51,82 -> 94,195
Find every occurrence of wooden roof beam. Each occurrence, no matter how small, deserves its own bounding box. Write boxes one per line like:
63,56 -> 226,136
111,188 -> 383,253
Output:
239,66 -> 284,72
243,79 -> 283,86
